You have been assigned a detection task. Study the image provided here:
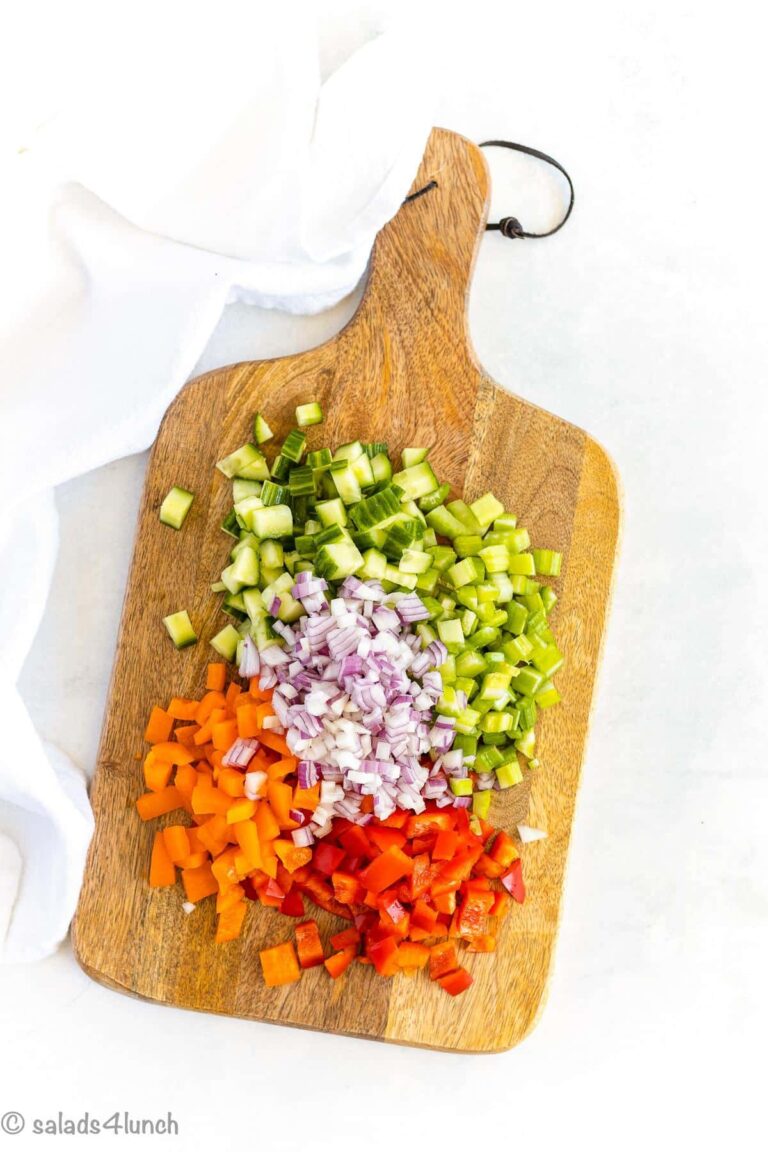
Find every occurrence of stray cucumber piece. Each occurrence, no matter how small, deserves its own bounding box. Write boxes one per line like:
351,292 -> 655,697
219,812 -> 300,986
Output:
253,413 -> 274,444
295,401 -> 323,427
159,486 -> 194,530
163,610 -> 197,649
401,447 -> 429,467
216,443 -> 269,480
392,461 -> 439,501
209,623 -> 241,662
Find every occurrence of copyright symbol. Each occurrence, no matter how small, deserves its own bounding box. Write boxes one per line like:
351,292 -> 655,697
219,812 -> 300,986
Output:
1,1111 -> 25,1134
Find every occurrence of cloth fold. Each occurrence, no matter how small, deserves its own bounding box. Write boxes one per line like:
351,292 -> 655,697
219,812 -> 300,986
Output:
0,5 -> 437,962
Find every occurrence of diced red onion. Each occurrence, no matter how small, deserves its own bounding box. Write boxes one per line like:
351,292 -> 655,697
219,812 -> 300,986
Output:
222,738 -> 259,768
238,635 -> 260,678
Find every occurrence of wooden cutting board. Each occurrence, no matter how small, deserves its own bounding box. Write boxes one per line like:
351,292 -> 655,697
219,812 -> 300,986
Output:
73,127 -> 619,1052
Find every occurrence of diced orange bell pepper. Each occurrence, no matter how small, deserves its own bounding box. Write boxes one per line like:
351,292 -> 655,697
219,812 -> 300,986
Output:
143,752 -> 174,793
324,946 -> 356,979
255,800 -> 280,842
259,941 -> 301,987
181,862 -> 218,903
211,719 -> 238,751
267,781 -> 299,829
136,786 -> 184,821
466,934 -> 496,952
149,830 -> 176,887
396,941 -> 430,970
233,820 -> 262,871
206,663 -> 227,692
162,825 -> 191,865
144,706 -> 174,744
226,798 -> 256,824
215,900 -> 247,943
218,767 -> 246,798
167,697 -> 199,722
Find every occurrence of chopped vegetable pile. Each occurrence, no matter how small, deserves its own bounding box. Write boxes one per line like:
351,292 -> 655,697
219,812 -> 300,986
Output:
139,667 -> 525,995
147,401 -> 563,996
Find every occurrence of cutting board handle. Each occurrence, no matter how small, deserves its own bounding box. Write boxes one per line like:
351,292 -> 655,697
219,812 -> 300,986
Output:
350,128 -> 490,364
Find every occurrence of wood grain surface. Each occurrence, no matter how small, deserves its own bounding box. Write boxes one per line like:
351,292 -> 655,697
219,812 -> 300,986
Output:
73,128 -> 620,1052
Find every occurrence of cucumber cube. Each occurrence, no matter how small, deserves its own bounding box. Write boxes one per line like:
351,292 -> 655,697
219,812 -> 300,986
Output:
162,609 -> 197,649
159,486 -> 194,530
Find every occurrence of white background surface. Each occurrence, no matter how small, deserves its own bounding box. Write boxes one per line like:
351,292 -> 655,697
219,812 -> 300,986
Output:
3,2 -> 767,1149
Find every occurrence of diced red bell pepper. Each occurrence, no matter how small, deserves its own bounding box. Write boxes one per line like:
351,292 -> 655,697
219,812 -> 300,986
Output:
331,870 -> 365,905
405,811 -> 455,838
324,946 -> 357,979
378,810 -> 408,829
298,874 -> 353,920
409,853 -> 434,900
368,826 -> 407,853
359,846 -> 414,894
432,829 -> 461,860
491,889 -> 513,918
367,934 -> 399,976
411,898 -> 439,933
429,940 -> 459,981
279,887 -> 305,917
437,966 -> 473,996
473,853 -> 505,879
437,845 -> 483,885
330,926 -> 360,951
339,825 -> 373,859
396,941 -> 430,970
455,890 -> 494,937
312,842 -> 346,876
490,830 -> 519,868
295,919 -> 325,969
432,889 -> 457,915
500,858 -> 526,903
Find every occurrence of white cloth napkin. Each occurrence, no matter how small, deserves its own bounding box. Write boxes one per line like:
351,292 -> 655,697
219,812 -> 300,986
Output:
0,3 -> 437,962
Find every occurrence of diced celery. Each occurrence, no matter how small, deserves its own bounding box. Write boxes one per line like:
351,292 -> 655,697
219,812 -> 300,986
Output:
496,758 -> 524,788
437,618 -> 464,650
506,528 -> 531,554
426,545 -> 457,572
531,643 -> 564,677
535,681 -> 561,709
420,596 -> 444,621
493,512 -> 518,532
481,711 -> 512,733
479,671 -> 513,700
514,666 -> 546,697
446,557 -> 485,588
454,534 -> 484,558
455,707 -> 481,735
436,686 -> 462,717
515,729 -> 536,758
541,586 -> 558,613
479,545 -> 510,574
460,609 -> 478,636
456,650 -> 486,678
466,626 -> 501,650
472,790 -> 492,819
449,777 -> 474,797
447,500 -> 483,535
507,553 -> 536,576
532,548 -> 562,576
470,492 -> 505,530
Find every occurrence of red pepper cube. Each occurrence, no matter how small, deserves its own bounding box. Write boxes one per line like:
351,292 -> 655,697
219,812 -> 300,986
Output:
490,830 -> 519,868
358,846 -> 414,894
500,858 -> 526,903
295,920 -> 325,969
280,888 -> 305,917
432,829 -> 461,860
367,935 -> 400,976
429,940 -> 459,981
438,966 -> 473,996
324,946 -> 357,979
312,842 -> 346,876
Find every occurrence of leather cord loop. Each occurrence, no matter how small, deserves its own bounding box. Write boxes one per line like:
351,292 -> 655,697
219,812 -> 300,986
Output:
480,139 -> 574,239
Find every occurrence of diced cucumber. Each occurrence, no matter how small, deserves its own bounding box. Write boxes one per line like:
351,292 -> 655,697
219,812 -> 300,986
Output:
446,557 -> 485,589
331,463 -> 362,505
401,447 -> 429,467
392,461 -> 439,501
251,505 -> 294,539
216,443 -> 269,480
271,454 -> 292,481
232,478 -> 262,503
351,452 -> 375,488
243,587 -> 267,621
315,498 -> 348,528
296,401 -> 323,427
221,545 -> 259,593
159,486 -> 194,530
163,610 -> 197,649
253,413 -> 274,444
281,429 -> 307,463
399,548 -> 433,574
209,624 -> 241,662
333,440 -> 365,463
315,540 -> 364,580
259,540 -> 284,569
425,505 -> 467,540
383,565 -> 418,589
418,482 -> 452,513
370,453 -> 392,485
359,548 -> 388,581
